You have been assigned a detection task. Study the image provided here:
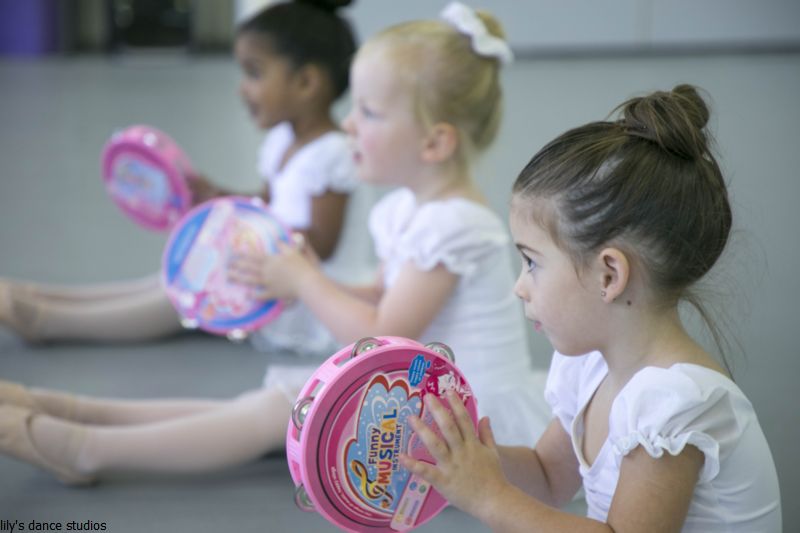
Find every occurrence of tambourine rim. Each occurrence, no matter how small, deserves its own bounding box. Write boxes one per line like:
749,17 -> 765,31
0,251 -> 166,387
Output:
289,340 -> 478,531
101,125 -> 193,231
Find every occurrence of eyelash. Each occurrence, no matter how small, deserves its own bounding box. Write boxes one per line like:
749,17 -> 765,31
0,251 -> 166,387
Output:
360,103 -> 377,119
522,254 -> 537,273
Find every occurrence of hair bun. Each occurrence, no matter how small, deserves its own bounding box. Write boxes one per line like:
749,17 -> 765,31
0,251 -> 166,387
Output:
297,0 -> 353,13
620,84 -> 711,160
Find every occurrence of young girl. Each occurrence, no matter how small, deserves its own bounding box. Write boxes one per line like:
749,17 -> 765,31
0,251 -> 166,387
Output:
0,2 -> 550,485
0,0 -> 360,354
399,85 -> 782,531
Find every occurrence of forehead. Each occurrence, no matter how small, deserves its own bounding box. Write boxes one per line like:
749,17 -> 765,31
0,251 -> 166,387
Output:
234,32 -> 277,61
351,45 -> 408,99
509,195 -> 555,245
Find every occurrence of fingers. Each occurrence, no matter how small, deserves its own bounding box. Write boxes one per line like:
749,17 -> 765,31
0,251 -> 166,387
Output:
477,417 -> 497,450
445,390 -> 477,438
408,415 -> 451,463
424,393 -> 464,449
399,454 -> 440,485
227,257 -> 263,286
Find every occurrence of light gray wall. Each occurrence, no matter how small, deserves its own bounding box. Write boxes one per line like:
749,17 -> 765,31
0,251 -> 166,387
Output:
346,0 -> 800,51
1,1 -> 798,530
75,1 -> 800,52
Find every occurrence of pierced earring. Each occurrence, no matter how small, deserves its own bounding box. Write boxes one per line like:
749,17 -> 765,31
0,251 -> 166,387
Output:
600,290 -> 607,298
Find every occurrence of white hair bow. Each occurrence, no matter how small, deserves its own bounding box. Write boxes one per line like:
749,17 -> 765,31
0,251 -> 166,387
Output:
440,2 -> 514,65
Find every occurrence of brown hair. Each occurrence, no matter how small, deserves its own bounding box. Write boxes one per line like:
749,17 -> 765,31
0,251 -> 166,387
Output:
513,85 -> 733,363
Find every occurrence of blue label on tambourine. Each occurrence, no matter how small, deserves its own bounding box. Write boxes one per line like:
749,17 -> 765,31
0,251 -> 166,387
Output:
407,354 -> 431,387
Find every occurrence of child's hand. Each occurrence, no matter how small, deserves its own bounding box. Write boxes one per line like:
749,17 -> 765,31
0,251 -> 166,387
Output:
400,390 -> 510,519
186,172 -> 221,205
227,234 -> 316,301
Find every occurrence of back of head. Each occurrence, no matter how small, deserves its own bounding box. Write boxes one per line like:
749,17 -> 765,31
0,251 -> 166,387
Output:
237,0 -> 357,99
513,84 -> 732,304
360,6 -> 508,165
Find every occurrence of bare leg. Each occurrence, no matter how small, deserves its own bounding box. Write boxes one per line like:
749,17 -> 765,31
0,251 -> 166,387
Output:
0,277 -> 182,343
21,273 -> 163,302
26,388 -> 292,477
32,388 -> 226,425
2,379 -> 223,424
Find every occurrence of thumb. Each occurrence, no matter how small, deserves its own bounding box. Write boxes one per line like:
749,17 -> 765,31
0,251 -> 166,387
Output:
477,417 -> 497,449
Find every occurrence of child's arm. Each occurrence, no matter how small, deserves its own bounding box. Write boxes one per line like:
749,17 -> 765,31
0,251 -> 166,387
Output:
297,191 -> 349,261
404,392 -> 704,532
227,243 -> 458,343
186,171 -> 271,205
496,420 -> 582,507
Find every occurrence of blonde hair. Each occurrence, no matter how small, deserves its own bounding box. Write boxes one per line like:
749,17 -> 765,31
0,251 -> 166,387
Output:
361,11 -> 506,166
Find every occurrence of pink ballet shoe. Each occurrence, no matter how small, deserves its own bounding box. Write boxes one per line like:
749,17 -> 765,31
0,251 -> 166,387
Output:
0,379 -> 38,410
0,280 -> 43,343
0,380 -> 79,420
0,404 -> 95,486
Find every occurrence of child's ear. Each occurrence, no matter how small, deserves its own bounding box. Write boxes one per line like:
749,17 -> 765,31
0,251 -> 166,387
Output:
420,122 -> 458,164
294,64 -> 324,100
596,247 -> 630,303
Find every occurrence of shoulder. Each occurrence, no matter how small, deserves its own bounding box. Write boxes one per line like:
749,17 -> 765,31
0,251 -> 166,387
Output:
609,365 -> 755,482
370,191 -> 509,275
296,130 -> 358,194
258,123 -> 294,178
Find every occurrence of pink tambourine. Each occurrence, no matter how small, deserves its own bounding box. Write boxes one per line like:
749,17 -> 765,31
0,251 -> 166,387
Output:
161,196 -> 291,340
101,125 -> 194,231
286,336 -> 478,532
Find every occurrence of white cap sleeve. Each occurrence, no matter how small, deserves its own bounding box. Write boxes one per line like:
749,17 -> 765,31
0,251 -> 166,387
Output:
609,367 -> 746,483
368,189 -> 508,277
291,131 -> 358,195
544,351 -> 603,433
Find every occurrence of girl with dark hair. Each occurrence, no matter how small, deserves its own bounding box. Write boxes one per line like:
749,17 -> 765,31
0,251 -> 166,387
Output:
1,0 -> 360,355
401,85 -> 782,532
0,0 -> 364,485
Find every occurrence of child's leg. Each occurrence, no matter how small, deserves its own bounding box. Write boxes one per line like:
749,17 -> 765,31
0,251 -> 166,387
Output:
1,379 -> 226,424
21,273 -> 162,301
25,388 -> 291,477
0,279 -> 182,342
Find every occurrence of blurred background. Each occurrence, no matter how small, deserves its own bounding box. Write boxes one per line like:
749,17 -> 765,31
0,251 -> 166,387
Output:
1,1 -> 799,531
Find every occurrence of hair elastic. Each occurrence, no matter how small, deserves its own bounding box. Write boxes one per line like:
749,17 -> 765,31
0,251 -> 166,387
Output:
440,2 -> 514,65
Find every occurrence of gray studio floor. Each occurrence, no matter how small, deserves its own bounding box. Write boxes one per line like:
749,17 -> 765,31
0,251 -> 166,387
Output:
1,48 -> 799,532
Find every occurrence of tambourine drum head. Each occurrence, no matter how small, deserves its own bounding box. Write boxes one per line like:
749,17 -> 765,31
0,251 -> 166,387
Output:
162,196 -> 289,335
101,125 -> 193,231
286,337 -> 478,532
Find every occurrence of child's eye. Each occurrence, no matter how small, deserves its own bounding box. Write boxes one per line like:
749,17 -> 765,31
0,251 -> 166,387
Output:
360,103 -> 378,119
522,254 -> 537,273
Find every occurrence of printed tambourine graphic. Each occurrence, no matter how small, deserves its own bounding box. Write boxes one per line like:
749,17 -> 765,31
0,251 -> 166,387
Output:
161,196 -> 290,340
286,336 -> 478,532
101,125 -> 194,231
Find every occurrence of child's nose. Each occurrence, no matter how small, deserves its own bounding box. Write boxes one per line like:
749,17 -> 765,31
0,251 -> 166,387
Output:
341,110 -> 355,134
513,274 -> 528,301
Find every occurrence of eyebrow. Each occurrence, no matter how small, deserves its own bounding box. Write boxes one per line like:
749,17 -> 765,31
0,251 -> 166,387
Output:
515,243 -> 542,256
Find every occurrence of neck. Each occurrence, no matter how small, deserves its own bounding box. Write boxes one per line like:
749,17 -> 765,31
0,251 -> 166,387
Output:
600,305 -> 719,387
406,160 -> 484,205
289,110 -> 337,145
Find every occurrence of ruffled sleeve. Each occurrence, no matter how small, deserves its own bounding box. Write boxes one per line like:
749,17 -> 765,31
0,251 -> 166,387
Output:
368,189 -> 509,277
608,366 -> 747,484
289,131 -> 358,195
544,351 -> 602,433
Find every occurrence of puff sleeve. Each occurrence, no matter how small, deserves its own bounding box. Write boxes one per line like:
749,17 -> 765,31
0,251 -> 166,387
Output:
369,189 -> 508,278
608,367 -> 747,484
544,351 -> 603,433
